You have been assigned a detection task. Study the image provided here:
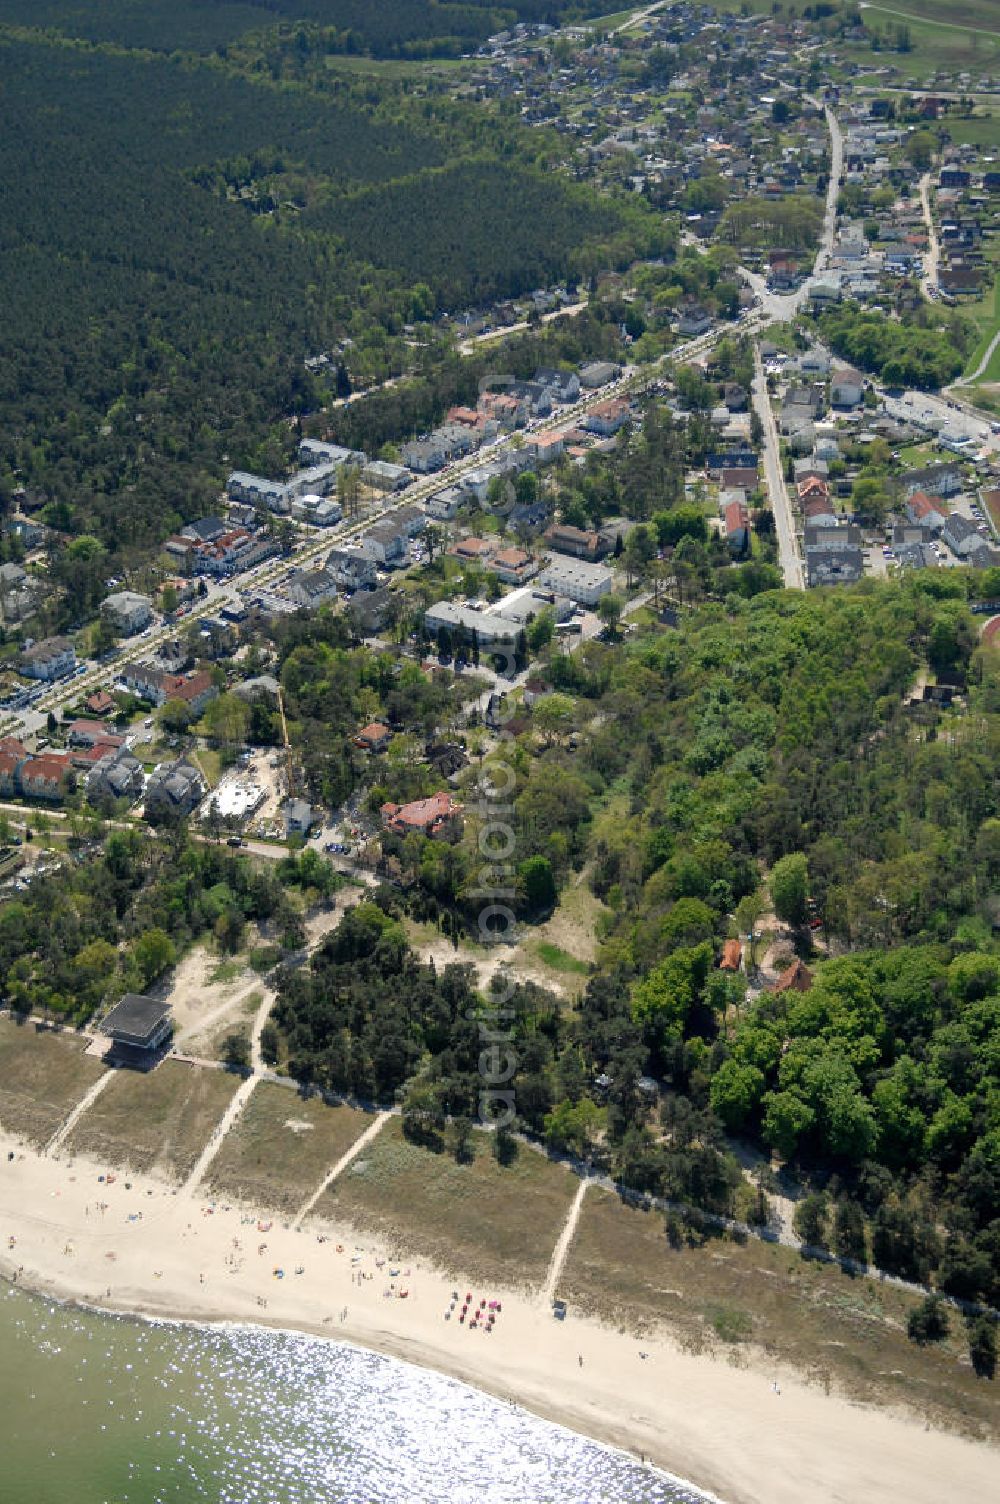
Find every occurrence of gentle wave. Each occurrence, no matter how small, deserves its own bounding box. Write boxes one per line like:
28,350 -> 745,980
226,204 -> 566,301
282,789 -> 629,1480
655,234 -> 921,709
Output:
2,1284 -> 721,1504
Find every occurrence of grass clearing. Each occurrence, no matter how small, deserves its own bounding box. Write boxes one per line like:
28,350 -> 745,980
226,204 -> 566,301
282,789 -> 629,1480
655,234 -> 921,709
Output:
898,442 -> 941,466
0,1017 -> 107,1147
532,940 -> 591,975
64,1059 -> 240,1181
938,115 -> 1000,152
965,272 -> 1000,382
860,0 -> 1000,35
207,1083 -> 373,1216
322,1118 -> 578,1290
838,8 -> 1000,77
207,957 -> 244,986
519,871 -> 608,989
560,1187 -> 999,1441
323,54 -> 477,81
191,745 -> 223,789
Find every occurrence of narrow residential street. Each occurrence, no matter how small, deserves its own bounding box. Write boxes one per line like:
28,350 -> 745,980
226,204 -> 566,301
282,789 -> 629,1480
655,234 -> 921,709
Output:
917,171 -> 942,305
753,343 -> 805,590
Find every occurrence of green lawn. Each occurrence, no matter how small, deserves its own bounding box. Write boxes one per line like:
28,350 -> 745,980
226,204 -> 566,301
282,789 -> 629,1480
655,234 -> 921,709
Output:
840,6 -> 1000,77
964,272 -> 1000,383
532,940 -> 590,975
861,0 -> 1000,33
938,116 -> 1000,151
898,443 -> 942,466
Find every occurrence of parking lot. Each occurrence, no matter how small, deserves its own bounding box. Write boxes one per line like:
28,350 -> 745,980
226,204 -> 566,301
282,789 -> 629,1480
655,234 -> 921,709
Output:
885,391 -> 1000,456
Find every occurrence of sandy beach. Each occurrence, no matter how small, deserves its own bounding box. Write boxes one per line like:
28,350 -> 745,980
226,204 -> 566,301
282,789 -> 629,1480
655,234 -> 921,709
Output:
0,1125 -> 995,1504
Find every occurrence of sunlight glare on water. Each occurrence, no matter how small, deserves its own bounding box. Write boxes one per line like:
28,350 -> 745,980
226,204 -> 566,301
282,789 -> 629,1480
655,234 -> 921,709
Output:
0,1286 -> 712,1504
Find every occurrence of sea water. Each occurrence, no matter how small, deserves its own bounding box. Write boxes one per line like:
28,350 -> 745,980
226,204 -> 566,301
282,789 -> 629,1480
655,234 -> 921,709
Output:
0,1284 -> 713,1504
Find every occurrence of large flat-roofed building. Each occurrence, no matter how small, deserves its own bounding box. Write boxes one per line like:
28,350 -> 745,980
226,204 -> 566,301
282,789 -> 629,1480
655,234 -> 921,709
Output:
538,557 -> 613,606
422,600 -> 519,648
101,993 -> 173,1055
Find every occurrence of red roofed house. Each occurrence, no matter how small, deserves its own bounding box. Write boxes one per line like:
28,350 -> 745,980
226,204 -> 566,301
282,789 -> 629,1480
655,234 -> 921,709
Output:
772,957 -> 814,994
0,738 -> 26,798
544,523 -> 604,561
451,537 -> 496,564
67,720 -> 125,751
581,399 -> 631,437
720,939 -> 743,972
18,753 -> 70,802
84,690 -> 116,718
446,406 -> 497,441
490,547 -> 538,585
165,670 -> 217,717
801,495 -> 839,527
381,791 -> 463,840
797,474 -> 829,505
905,490 -> 947,532
725,501 -> 750,553
354,721 -> 392,754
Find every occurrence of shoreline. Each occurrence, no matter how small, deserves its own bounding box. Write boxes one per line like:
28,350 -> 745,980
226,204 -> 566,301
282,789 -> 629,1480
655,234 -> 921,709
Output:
1,1128 -> 997,1504
16,1290 -> 725,1504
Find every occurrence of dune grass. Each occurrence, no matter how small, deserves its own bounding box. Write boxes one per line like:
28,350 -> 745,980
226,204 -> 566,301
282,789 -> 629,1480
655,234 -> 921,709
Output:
65,1060 -> 240,1182
207,1083 -> 374,1216
322,1118 -> 578,1290
0,1018 -> 107,1148
560,1187 -> 999,1441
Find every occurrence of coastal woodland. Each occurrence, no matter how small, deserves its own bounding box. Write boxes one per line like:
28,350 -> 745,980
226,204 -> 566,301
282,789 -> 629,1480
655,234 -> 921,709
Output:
265,573 -> 1000,1313
0,28 -> 665,556
11,569 -> 996,1316
0,0 -> 997,1390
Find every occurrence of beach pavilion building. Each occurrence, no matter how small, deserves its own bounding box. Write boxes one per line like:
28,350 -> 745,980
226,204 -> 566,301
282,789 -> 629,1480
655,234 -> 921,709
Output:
101,994 -> 173,1064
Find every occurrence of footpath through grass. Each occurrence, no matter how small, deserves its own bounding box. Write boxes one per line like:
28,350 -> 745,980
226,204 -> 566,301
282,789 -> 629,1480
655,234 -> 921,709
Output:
322,1117 -> 579,1290
0,1017 -> 107,1147
207,1084 -> 373,1216
65,1059 -> 240,1181
965,272 -> 1000,383
560,1187 -> 1000,1442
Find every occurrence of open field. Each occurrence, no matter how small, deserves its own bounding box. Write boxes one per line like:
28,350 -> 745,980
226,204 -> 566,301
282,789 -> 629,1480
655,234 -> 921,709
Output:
63,1060 -> 240,1182
516,875 -> 606,993
0,1018 -> 107,1147
860,0 -> 1000,34
560,1187 -> 1000,1442
835,5 -> 1000,77
321,1118 -> 579,1289
323,54 -> 477,81
963,273 -> 1000,382
938,115 -> 1000,151
206,1083 -> 374,1216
